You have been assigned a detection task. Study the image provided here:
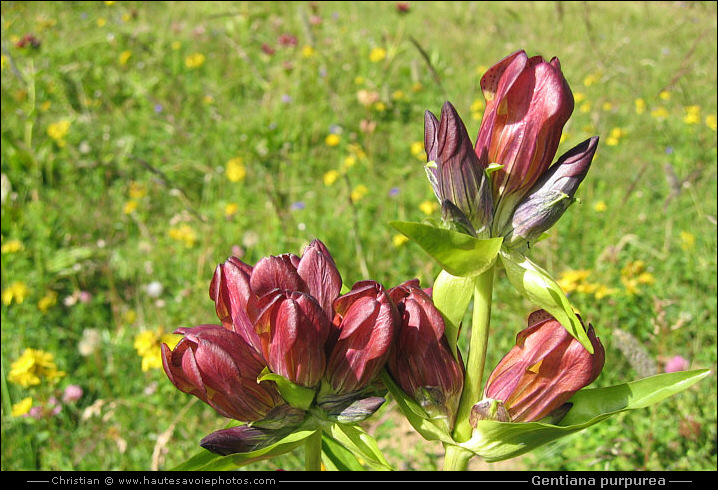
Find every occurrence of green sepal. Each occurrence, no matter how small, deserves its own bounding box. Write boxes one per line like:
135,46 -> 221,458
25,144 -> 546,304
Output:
431,269 -> 474,358
258,368 -> 316,411
499,249 -> 593,353
379,370 -> 457,446
389,221 -> 502,277
170,426 -> 317,470
461,369 -> 710,462
327,422 -> 394,470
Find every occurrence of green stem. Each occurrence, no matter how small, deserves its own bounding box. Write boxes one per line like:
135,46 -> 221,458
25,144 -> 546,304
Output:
304,428 -> 323,471
442,443 -> 474,471
444,265 -> 495,470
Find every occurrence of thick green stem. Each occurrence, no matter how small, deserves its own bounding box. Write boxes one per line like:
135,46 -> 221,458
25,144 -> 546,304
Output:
444,265 -> 495,470
442,443 -> 474,471
304,428 -> 323,471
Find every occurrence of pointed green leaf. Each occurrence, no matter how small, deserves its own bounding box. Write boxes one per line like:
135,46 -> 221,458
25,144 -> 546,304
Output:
327,422 -> 393,470
461,369 -> 710,462
431,270 -> 474,357
500,249 -> 593,353
321,433 -> 366,471
389,221 -> 502,277
171,428 -> 316,470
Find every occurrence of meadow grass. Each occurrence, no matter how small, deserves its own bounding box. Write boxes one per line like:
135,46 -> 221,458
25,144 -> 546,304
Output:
1,1 -> 716,471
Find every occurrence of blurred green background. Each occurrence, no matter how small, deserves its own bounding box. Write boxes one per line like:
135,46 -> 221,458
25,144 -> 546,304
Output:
1,1 -> 716,471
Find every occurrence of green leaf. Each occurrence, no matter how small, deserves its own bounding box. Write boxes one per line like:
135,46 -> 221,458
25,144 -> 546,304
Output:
321,433 -> 366,471
389,221 -> 502,277
328,422 -> 394,471
379,370 -> 457,446
499,249 -> 593,353
171,428 -> 316,470
431,270 -> 474,357
461,369 -> 710,462
258,369 -> 316,411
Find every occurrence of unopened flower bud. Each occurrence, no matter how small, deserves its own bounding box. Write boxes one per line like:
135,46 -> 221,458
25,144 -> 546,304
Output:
387,281 -> 464,430
325,281 -> 399,394
503,137 -> 599,249
474,310 -> 604,424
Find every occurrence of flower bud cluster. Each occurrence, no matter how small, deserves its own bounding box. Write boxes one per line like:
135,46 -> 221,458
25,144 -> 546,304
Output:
424,50 -> 599,250
162,240 -> 462,454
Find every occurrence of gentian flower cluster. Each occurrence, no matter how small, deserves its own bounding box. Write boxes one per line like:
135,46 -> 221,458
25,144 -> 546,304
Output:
162,239 -> 462,455
425,50 -> 599,250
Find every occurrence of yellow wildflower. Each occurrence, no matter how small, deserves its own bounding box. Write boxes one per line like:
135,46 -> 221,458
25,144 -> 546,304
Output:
419,200 -> 438,216
470,98 -> 485,113
171,41 -> 181,51
593,285 -> 617,300
680,231 -> 695,251
343,155 -> 356,169
8,348 -> 66,387
226,157 -> 246,183
122,309 -> 137,325
323,169 -> 341,186
168,224 -> 197,248
47,120 -> 71,147
301,45 -> 315,58
621,260 -> 646,277
325,134 -> 341,147
354,76 -> 365,85
683,105 -> 701,125
593,200 -> 607,212
659,90 -> 671,101
97,18 -> 107,27
350,184 -> 369,202
573,92 -> 586,104
637,272 -> 655,285
347,143 -> 366,159
557,269 -> 592,294
392,90 -> 406,101
185,53 -> 206,69
119,50 -> 132,65
651,107 -> 669,121
392,234 -> 409,247
605,127 -> 625,146
12,397 -> 33,417
1,239 -> 24,253
705,114 -> 717,131
635,98 -> 646,114
134,328 -> 181,372
373,101 -> 386,112
38,290 -> 58,314
579,101 -> 591,114
621,277 -> 640,296
410,141 -> 425,161
369,47 -> 386,63
583,72 -> 601,87
2,281 -> 30,305
225,202 -> 239,218
123,200 -> 138,215
128,181 -> 147,199
602,102 -> 614,112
